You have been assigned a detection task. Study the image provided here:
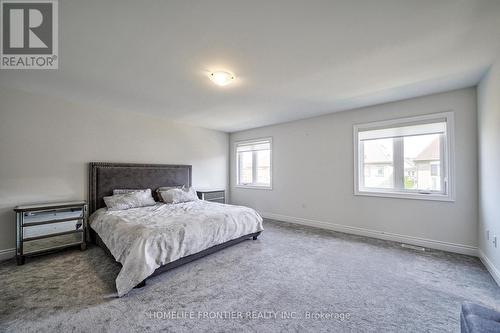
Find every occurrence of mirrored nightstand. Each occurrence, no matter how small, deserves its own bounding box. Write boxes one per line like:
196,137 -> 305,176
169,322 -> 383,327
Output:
14,201 -> 87,265
196,189 -> 225,204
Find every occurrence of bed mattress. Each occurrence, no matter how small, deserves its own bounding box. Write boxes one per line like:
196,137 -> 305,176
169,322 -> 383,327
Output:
90,200 -> 263,297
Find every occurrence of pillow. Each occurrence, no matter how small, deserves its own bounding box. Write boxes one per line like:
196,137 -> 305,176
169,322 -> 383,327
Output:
104,189 -> 156,211
156,185 -> 185,192
155,185 -> 185,202
159,187 -> 198,204
113,188 -> 150,195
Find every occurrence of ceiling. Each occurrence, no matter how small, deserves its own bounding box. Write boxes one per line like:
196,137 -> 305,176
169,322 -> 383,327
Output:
2,0 -> 500,132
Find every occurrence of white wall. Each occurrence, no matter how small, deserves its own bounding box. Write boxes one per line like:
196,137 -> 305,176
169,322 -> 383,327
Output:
230,88 -> 478,254
478,57 -> 500,284
0,87 -> 228,255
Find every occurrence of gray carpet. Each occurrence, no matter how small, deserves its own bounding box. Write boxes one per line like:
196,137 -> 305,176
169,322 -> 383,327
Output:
1,219 -> 499,332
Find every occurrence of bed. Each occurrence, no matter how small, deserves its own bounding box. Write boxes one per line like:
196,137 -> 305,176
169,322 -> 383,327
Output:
88,162 -> 263,297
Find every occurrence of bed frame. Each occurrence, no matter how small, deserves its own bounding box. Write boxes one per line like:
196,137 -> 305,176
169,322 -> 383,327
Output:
88,162 -> 261,289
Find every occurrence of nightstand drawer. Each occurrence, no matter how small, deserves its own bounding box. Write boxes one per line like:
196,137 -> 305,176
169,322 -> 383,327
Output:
202,191 -> 225,201
23,219 -> 83,239
23,232 -> 83,255
23,208 -> 84,225
209,198 -> 225,204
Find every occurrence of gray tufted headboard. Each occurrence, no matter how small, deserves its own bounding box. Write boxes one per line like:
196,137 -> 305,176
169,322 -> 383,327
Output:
88,162 -> 192,214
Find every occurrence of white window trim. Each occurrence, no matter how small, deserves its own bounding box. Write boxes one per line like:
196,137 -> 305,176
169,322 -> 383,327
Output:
353,112 -> 455,202
234,137 -> 273,190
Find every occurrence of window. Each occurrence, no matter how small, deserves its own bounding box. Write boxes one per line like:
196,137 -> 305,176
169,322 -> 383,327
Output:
376,167 -> 385,177
236,138 -> 272,189
354,112 -> 455,201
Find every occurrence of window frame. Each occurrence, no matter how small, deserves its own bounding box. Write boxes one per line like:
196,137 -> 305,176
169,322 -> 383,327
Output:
234,137 -> 273,190
353,112 -> 455,202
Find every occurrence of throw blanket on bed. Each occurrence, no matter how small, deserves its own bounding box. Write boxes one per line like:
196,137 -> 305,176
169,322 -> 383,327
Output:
90,201 -> 264,297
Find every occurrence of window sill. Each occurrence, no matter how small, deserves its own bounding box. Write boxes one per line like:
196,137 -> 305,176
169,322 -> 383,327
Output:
234,185 -> 273,190
355,190 -> 454,202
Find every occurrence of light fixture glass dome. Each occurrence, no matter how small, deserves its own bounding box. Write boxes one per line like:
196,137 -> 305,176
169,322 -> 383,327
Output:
209,71 -> 235,86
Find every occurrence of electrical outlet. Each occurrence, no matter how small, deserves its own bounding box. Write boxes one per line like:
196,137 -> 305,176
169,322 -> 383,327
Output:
493,236 -> 497,248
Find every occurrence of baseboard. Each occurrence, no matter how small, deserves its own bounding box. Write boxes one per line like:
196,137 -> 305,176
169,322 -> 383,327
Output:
261,212 -> 478,256
478,250 -> 500,287
0,248 -> 15,262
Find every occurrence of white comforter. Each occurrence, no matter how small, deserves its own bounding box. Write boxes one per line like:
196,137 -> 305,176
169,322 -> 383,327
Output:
89,200 -> 263,297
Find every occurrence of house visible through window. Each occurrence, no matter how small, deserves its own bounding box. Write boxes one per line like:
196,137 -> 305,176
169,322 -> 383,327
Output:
354,112 -> 454,201
236,138 -> 272,188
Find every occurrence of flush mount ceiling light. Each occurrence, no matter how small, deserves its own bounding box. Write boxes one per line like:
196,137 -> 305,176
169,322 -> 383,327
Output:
209,71 -> 235,86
